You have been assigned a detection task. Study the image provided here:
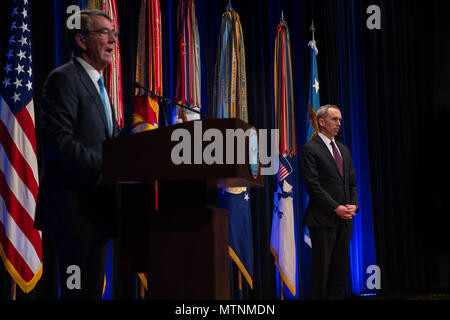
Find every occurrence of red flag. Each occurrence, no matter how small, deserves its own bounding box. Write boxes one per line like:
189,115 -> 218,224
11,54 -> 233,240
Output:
132,0 -> 162,134
174,0 -> 201,123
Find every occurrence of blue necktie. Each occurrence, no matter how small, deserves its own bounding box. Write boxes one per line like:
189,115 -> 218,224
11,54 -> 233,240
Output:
97,76 -> 112,137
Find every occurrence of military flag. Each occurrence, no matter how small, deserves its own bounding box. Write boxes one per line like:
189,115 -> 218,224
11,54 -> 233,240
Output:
174,0 -> 201,123
212,5 -> 248,120
132,0 -> 162,134
130,0 -> 163,292
304,25 -> 320,248
270,16 -> 297,297
213,5 -> 253,290
0,0 -> 43,294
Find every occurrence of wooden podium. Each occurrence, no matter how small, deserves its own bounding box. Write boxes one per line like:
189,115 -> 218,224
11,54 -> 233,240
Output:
103,118 -> 264,299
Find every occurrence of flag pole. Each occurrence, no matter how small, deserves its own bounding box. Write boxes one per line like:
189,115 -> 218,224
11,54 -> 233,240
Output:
238,270 -> 243,300
154,180 -> 159,211
280,278 -> 285,300
11,279 -> 16,300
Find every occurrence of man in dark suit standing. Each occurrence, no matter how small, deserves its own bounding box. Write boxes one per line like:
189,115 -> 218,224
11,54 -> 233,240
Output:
35,9 -> 120,299
300,104 -> 359,300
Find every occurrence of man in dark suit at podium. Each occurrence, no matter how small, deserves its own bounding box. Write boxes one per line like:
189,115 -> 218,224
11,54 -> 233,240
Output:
35,9 -> 120,299
300,104 -> 359,300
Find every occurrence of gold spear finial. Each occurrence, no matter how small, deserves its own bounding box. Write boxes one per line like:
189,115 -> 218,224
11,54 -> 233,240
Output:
310,20 -> 316,33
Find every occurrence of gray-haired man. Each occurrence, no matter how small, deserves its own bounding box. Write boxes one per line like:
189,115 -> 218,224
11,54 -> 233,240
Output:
300,104 -> 359,299
35,10 -> 119,299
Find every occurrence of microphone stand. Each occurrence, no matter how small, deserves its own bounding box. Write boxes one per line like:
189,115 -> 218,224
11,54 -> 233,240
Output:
134,82 -> 208,127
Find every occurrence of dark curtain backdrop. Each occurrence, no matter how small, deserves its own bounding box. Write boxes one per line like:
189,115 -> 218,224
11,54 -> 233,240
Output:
360,0 -> 434,293
1,0 -> 448,299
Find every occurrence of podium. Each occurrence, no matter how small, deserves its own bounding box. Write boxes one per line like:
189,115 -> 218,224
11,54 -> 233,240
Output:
103,118 -> 264,299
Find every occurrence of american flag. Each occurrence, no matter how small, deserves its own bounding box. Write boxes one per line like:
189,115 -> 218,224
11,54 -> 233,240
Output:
0,0 -> 42,293
278,156 -> 292,181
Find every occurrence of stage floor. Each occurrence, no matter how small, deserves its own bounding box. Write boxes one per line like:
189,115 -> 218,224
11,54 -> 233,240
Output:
356,292 -> 450,300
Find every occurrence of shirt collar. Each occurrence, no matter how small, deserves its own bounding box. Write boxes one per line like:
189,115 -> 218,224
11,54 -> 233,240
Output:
318,132 -> 336,147
75,56 -> 102,84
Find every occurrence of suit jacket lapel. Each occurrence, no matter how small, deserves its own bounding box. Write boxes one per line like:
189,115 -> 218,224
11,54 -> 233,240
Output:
72,59 -> 110,137
314,135 -> 344,180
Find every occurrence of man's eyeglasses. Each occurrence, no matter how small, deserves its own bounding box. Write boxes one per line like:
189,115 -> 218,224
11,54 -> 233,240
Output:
83,28 -> 118,39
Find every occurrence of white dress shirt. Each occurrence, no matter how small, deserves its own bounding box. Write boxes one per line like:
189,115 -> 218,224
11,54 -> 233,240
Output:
75,57 -> 113,128
318,132 -> 342,159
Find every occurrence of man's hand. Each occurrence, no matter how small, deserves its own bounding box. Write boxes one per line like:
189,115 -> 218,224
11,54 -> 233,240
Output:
334,205 -> 354,219
345,204 -> 357,215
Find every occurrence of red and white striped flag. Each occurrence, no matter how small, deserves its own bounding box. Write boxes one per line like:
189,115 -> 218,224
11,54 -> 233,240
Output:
278,159 -> 291,181
0,0 -> 42,293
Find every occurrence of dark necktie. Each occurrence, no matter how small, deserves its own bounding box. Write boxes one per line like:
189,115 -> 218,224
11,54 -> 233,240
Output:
97,76 -> 113,137
330,140 -> 343,177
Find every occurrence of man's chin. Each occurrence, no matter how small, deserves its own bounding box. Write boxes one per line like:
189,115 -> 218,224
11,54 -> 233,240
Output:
100,58 -> 113,69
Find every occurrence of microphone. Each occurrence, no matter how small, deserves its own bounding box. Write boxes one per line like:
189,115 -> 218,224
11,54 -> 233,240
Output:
134,82 -> 207,117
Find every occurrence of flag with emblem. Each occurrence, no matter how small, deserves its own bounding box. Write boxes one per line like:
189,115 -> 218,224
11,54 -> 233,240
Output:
270,16 -> 297,297
218,187 -> 253,291
304,26 -> 321,249
213,5 -> 253,292
0,0 -> 43,294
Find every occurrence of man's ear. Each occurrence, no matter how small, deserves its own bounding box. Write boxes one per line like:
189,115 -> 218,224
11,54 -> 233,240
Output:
318,118 -> 324,128
74,33 -> 87,51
